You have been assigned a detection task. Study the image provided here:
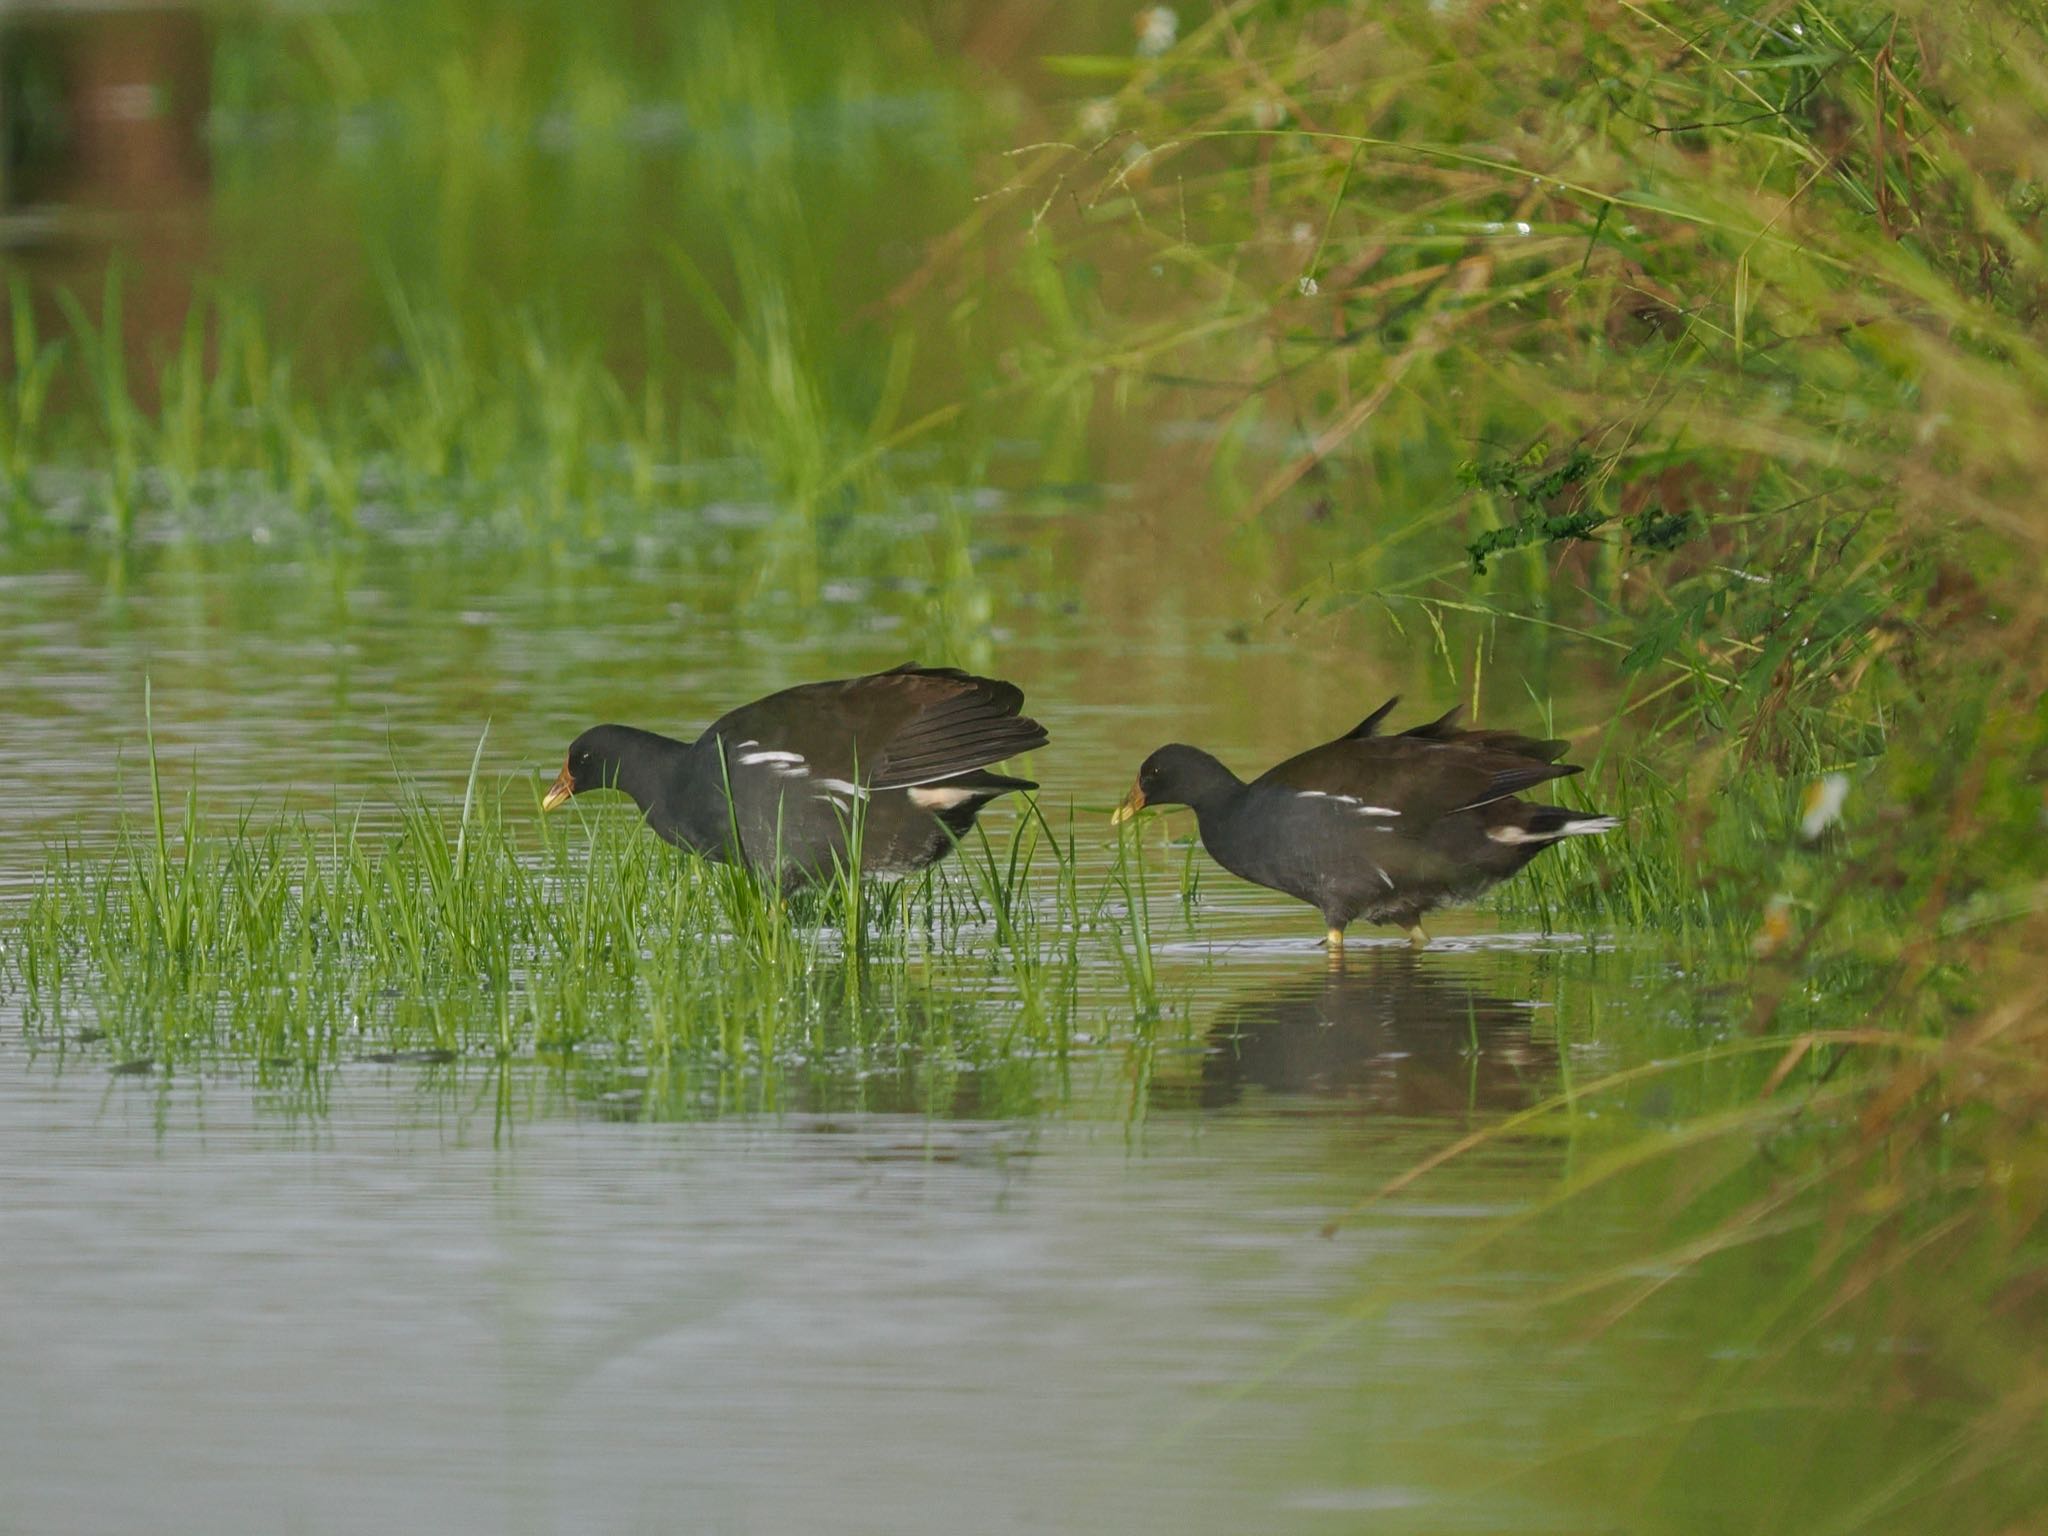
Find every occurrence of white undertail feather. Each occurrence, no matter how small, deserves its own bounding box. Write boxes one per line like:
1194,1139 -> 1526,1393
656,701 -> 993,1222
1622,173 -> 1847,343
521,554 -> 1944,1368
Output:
909,784 -> 981,811
1486,815 -> 1621,845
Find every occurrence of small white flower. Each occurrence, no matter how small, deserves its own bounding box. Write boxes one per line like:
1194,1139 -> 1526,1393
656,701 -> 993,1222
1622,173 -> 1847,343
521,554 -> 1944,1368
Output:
1798,773 -> 1850,841
1297,275 -> 1319,296
1077,97 -> 1118,139
1249,97 -> 1287,129
1752,893 -> 1796,958
1135,6 -> 1178,57
1289,220 -> 1315,246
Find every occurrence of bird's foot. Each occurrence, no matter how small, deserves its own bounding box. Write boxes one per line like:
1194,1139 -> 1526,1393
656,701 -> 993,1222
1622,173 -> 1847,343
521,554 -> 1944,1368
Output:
1406,924 -> 1429,951
1323,926 -> 1345,951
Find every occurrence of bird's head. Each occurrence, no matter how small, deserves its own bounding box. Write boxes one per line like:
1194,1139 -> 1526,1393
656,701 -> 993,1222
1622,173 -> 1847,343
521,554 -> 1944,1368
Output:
1111,743 -> 1238,822
541,726 -> 631,811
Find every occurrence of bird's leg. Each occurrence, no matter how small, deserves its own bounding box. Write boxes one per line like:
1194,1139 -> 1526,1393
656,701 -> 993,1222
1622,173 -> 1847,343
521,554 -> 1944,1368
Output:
1324,925 -> 1345,953
1406,924 -> 1429,951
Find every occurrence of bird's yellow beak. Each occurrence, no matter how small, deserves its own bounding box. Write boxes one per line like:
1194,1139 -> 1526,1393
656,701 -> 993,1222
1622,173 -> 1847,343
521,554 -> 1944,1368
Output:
541,761 -> 575,812
1110,782 -> 1145,824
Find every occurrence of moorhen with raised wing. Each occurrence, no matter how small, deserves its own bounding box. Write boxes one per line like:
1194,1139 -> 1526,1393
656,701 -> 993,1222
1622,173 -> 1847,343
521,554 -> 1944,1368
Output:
544,663 -> 1046,884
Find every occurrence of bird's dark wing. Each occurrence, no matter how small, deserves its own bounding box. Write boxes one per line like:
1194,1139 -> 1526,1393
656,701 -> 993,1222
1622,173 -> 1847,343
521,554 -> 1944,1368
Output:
1341,696 -> 1402,740
705,663 -> 1046,790
868,667 -> 1047,788
1396,703 -> 1571,762
1255,735 -> 1579,823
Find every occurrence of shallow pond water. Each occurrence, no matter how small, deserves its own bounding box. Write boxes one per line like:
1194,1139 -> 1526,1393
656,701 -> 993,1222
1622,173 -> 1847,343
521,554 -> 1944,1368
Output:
3,987 -> 1519,1523
0,529 -> 1753,1535
0,940 -> 1672,1536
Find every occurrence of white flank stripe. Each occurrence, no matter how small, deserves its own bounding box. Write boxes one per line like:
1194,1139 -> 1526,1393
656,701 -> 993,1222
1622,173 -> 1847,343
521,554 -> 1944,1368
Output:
813,778 -> 868,800
739,749 -> 806,768
1296,790 -> 1399,816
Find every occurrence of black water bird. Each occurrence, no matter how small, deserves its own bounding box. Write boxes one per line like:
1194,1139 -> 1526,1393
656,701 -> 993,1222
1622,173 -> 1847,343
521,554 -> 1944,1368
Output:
1111,697 -> 1617,950
543,663 -> 1046,883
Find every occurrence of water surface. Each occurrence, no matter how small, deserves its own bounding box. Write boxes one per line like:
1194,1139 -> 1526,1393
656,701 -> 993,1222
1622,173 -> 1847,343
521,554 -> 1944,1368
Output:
0,529 -> 1720,1535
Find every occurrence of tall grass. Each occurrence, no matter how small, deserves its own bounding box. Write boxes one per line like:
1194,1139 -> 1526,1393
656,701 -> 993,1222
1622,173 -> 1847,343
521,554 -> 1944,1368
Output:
966,0 -> 2047,880
951,0 -> 2048,1515
951,0 -> 2048,1018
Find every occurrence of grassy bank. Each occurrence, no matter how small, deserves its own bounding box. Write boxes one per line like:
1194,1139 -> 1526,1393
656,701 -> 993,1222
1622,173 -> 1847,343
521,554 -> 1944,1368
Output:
933,1 -> 2048,1521
958,0 -> 2048,935
950,0 -> 2048,1165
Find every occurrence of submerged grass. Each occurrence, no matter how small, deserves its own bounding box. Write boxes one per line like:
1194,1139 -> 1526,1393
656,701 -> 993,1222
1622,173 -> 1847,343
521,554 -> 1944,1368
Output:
2,713 -> 1199,1104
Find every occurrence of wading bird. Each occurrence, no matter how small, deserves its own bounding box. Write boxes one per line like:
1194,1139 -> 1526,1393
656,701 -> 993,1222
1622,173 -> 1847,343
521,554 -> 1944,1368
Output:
544,663 -> 1045,884
1112,698 -> 1616,950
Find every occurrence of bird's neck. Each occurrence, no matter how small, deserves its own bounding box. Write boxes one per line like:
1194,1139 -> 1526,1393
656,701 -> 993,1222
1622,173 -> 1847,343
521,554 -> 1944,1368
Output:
663,733 -> 747,856
1179,754 -> 1247,822
585,726 -> 701,837
1189,791 -> 1245,852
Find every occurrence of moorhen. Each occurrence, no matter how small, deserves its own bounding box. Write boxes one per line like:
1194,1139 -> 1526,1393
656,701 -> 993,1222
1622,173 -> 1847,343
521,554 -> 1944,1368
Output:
543,663 -> 1046,883
1111,697 -> 1617,949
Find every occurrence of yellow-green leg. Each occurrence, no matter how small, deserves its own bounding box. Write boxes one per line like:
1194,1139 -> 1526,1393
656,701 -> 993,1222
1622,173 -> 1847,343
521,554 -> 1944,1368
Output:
1406,924 -> 1429,951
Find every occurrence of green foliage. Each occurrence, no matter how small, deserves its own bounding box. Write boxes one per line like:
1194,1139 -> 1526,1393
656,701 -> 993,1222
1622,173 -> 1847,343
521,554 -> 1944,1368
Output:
1458,446 -> 1605,572
961,0 -> 2048,958
1456,445 -> 1599,504
949,1 -> 2048,1517
3,743 -> 1168,1083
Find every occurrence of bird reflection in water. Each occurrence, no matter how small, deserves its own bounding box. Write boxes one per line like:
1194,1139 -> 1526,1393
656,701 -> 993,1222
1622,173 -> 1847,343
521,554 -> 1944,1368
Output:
1164,951 -> 1560,1116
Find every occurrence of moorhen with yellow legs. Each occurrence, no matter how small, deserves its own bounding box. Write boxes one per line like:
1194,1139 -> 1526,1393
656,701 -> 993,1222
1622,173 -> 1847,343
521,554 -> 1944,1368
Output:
1112,697 -> 1616,950
544,663 -> 1046,884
